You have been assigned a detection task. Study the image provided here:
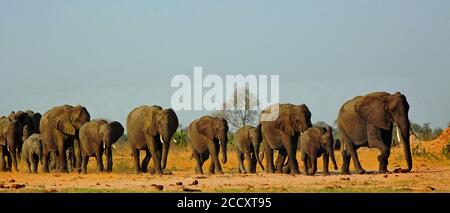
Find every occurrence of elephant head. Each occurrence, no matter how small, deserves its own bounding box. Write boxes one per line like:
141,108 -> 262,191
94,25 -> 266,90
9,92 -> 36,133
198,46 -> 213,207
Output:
54,105 -> 91,136
25,110 -> 42,134
145,108 -> 179,169
99,121 -> 124,171
31,136 -> 44,165
275,104 -> 313,136
196,116 -> 229,164
320,126 -> 338,170
355,92 -> 412,172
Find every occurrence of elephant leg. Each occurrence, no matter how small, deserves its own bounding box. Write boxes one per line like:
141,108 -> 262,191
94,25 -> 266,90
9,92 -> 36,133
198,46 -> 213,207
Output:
49,151 -> 57,172
96,150 -> 104,173
236,150 -> 245,174
31,156 -> 38,173
146,135 -> 163,175
264,142 -> 275,173
0,146 -> 5,172
42,152 -> 49,173
141,149 -> 151,173
6,151 -> 12,172
10,148 -> 19,172
244,152 -> 253,174
56,136 -> 68,173
81,151 -> 88,174
323,154 -> 330,176
301,153 -> 309,175
341,150 -> 351,175
275,150 -> 287,174
193,151 -> 204,174
250,152 -> 257,173
343,137 -> 365,174
374,142 -> 390,174
25,158 -> 31,173
206,142 -> 222,174
308,156 -> 317,176
74,139 -> 82,173
132,148 -> 141,174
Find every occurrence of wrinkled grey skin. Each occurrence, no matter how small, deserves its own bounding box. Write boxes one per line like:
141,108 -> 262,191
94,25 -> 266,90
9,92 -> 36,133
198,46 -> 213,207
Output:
79,120 -> 124,173
127,105 -> 179,175
300,126 -> 338,176
22,134 -> 43,173
234,125 -> 264,174
338,92 -> 412,174
188,116 -> 229,175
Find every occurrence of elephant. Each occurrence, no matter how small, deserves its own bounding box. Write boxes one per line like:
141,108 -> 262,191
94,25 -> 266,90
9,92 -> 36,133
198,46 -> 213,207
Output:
0,111 -> 36,172
79,120 -> 124,173
299,126 -> 338,176
40,105 -> 91,173
127,105 -> 179,175
22,134 -> 43,173
188,115 -> 229,174
257,103 -> 313,174
337,92 -> 413,174
234,125 -> 264,174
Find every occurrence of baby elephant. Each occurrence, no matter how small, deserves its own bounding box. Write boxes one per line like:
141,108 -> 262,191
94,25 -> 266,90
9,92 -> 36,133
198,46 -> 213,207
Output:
22,134 -> 43,173
79,120 -> 124,173
234,125 -> 265,173
300,126 -> 338,176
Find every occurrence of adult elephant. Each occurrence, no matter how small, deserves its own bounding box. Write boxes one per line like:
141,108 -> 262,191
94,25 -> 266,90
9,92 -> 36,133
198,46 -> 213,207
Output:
188,116 -> 229,174
0,111 -> 35,172
127,105 -> 179,175
0,116 -> 23,172
40,105 -> 91,173
79,120 -> 124,173
258,103 -> 313,174
234,125 -> 264,174
337,92 -> 413,174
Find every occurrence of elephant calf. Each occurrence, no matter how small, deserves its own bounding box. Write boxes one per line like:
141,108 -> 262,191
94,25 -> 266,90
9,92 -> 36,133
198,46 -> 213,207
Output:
22,134 -> 43,173
234,125 -> 264,174
79,120 -> 124,173
300,126 -> 338,176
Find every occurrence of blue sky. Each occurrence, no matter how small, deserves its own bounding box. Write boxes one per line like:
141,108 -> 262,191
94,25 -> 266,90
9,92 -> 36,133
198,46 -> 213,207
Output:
1,0 -> 449,128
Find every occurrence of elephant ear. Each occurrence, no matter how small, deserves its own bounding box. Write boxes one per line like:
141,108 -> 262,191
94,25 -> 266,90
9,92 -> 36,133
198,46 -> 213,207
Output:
196,117 -> 214,139
143,115 -> 157,136
355,96 -> 390,130
56,119 -> 76,136
274,110 -> 294,136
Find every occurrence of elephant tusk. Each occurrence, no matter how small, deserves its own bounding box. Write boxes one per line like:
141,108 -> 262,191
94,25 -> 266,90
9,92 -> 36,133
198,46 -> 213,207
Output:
112,144 -> 116,149
396,126 -> 402,143
172,138 -> 178,143
7,146 -> 10,152
160,135 -> 165,144
103,143 -> 106,149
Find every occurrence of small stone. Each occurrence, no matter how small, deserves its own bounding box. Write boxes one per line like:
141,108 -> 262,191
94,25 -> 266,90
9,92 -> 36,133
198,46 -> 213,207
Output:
191,180 -> 199,185
9,179 -> 15,183
96,183 -> 100,186
427,186 -> 436,191
155,185 -> 164,191
10,184 -> 25,189
383,174 -> 388,178
183,187 -> 201,192
340,177 -> 351,181
105,184 -> 111,187
176,182 -> 183,186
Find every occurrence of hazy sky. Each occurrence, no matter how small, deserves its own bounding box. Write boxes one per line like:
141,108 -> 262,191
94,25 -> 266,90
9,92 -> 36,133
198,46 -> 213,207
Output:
1,0 -> 449,128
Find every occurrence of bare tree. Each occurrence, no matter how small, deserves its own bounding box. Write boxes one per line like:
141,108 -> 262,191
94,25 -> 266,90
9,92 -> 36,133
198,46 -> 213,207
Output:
211,88 -> 259,131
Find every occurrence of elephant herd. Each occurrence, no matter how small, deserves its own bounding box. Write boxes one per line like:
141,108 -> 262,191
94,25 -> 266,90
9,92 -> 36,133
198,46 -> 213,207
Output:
0,91 -> 413,176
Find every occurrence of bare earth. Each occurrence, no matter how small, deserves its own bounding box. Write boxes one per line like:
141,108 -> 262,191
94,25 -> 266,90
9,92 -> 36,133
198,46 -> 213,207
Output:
1,144 -> 450,193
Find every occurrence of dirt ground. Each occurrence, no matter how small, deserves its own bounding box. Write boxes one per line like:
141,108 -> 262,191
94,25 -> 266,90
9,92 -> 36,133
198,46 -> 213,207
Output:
1,144 -> 450,193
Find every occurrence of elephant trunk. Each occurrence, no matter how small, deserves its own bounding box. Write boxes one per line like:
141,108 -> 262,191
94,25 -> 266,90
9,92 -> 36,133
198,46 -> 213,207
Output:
220,140 -> 227,164
330,145 -> 338,170
161,141 -> 170,169
253,140 -> 265,171
398,124 -> 413,172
